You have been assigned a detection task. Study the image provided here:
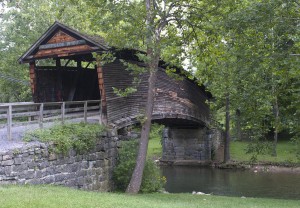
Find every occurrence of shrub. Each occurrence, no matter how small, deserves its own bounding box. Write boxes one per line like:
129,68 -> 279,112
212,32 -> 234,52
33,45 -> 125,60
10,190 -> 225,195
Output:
24,122 -> 105,154
113,140 -> 165,193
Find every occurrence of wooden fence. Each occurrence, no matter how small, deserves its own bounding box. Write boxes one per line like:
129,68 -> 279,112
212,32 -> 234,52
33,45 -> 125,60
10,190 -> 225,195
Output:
0,100 -> 102,140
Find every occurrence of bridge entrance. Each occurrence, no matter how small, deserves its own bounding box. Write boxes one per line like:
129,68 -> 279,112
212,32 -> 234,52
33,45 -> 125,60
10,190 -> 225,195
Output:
34,57 -> 100,103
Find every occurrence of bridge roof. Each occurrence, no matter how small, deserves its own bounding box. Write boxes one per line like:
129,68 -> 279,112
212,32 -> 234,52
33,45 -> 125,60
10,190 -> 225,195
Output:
18,21 -> 109,64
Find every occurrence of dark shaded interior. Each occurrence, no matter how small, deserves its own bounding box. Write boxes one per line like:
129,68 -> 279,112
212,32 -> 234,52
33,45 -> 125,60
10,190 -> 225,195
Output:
35,67 -> 100,102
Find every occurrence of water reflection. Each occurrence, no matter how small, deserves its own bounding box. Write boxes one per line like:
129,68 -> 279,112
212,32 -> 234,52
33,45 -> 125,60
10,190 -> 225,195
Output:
161,166 -> 300,199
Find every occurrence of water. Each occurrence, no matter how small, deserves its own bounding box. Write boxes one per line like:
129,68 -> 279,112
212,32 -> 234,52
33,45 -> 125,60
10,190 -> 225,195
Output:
161,166 -> 300,200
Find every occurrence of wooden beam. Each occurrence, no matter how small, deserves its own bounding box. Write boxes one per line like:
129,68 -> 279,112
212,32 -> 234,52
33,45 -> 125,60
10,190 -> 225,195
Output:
96,61 -> 107,125
39,40 -> 86,50
64,59 -> 71,67
56,58 -> 63,101
34,45 -> 93,58
7,105 -> 12,140
35,66 -> 79,70
29,61 -> 37,101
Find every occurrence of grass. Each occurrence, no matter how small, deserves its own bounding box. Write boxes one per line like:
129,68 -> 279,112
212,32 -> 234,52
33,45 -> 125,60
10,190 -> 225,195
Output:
147,135 -> 162,159
146,123 -> 163,159
147,130 -> 299,164
230,140 -> 299,163
0,185 -> 299,208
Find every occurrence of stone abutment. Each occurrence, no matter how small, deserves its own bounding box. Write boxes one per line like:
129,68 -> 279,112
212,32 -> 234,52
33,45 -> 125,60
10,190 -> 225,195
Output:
0,133 -> 118,191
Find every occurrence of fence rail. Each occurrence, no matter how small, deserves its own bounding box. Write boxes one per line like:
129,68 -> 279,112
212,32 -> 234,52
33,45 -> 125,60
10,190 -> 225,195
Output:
0,100 -> 102,140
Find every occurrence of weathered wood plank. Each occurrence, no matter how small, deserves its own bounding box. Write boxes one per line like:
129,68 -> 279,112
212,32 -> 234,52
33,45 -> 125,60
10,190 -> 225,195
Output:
39,40 -> 86,50
47,30 -> 77,44
34,45 -> 93,58
29,62 -> 36,98
7,105 -> 12,140
61,102 -> 65,124
84,101 -> 87,123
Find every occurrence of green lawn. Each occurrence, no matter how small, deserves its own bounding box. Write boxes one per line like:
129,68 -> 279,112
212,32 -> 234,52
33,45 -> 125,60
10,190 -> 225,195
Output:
0,185 -> 299,208
147,135 -> 162,159
147,133 -> 299,164
231,140 -> 299,163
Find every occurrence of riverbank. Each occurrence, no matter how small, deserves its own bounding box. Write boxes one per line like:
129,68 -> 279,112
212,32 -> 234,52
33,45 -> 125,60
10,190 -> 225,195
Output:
0,185 -> 299,208
151,138 -> 300,172
215,161 -> 300,173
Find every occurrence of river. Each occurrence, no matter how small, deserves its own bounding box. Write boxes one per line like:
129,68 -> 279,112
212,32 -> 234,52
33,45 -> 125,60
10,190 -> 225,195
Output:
161,166 -> 300,200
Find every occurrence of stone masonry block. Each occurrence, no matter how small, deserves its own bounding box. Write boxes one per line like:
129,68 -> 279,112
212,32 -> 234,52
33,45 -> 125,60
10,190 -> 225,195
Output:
1,159 -> 14,166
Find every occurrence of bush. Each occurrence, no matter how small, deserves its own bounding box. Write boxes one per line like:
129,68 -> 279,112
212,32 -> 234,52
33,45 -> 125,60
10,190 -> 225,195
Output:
24,122 -> 105,155
113,140 -> 165,193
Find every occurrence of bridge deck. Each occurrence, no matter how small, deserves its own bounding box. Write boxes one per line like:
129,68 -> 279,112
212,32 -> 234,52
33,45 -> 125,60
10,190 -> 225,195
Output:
0,100 -> 102,141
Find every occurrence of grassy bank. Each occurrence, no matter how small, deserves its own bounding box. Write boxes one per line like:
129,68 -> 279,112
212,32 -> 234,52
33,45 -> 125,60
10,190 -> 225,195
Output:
147,131 -> 299,164
147,134 -> 162,159
0,185 -> 299,208
231,140 -> 299,164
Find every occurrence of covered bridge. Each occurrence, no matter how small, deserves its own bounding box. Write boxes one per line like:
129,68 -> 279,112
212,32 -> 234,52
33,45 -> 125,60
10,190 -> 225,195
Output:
19,22 -> 220,162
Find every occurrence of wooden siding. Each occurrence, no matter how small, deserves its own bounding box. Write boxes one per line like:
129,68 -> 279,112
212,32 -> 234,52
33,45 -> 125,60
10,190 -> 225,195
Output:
102,60 -> 210,128
47,30 -> 76,44
103,61 -> 148,126
31,29 -> 95,59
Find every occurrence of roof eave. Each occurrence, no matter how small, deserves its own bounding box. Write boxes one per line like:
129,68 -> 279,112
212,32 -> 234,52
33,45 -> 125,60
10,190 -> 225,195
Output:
18,21 -> 109,64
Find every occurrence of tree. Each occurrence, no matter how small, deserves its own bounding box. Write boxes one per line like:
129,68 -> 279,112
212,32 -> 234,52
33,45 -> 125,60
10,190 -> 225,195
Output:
193,0 -> 300,160
86,0 -> 232,192
224,0 -> 299,156
0,0 -> 92,102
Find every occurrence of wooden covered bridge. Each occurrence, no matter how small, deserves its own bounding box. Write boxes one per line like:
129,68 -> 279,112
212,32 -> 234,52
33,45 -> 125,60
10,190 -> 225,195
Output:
16,22 -> 219,161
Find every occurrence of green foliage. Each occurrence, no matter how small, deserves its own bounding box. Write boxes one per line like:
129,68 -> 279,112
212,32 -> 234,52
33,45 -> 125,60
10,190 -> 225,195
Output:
149,123 -> 164,143
24,123 -> 105,155
112,86 -> 137,97
0,0 -> 95,102
113,140 -> 165,193
94,52 -> 116,65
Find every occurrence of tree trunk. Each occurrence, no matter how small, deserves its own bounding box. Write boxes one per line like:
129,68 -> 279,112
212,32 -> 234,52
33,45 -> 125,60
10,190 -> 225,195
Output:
272,96 -> 279,157
224,94 -> 231,163
126,67 -> 158,194
236,109 -> 242,140
126,0 -> 159,194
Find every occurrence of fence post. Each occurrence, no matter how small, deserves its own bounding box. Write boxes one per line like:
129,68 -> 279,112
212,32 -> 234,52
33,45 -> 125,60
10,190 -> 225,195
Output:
99,101 -> 102,125
84,101 -> 87,123
39,103 -> 44,128
61,102 -> 65,124
7,105 -> 12,140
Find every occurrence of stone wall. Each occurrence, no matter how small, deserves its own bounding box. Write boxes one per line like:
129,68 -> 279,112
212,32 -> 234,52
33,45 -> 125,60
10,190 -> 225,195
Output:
0,134 -> 118,191
162,127 -> 211,161
210,128 -> 224,162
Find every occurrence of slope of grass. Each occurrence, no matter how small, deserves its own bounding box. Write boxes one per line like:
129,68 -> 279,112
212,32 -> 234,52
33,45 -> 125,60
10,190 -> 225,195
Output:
0,185 -> 299,208
147,135 -> 162,159
230,140 -> 298,163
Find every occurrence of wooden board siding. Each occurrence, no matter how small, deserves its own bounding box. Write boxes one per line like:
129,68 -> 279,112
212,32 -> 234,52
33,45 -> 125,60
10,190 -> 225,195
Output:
102,60 -> 210,128
47,30 -> 77,44
102,61 -> 148,126
154,69 -> 210,122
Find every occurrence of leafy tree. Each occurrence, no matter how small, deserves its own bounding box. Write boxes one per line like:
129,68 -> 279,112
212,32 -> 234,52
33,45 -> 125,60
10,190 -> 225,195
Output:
0,0 -> 92,102
193,0 -> 299,160
86,0 -> 233,192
